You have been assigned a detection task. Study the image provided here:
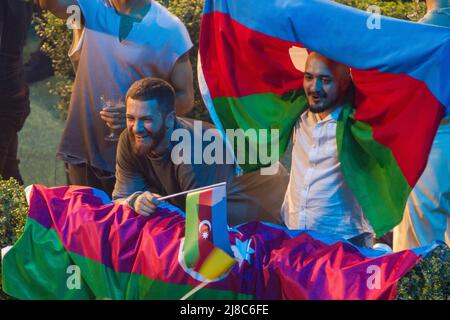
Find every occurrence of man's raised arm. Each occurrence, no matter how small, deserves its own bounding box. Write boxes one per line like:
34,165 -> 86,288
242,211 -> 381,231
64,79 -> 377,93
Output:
37,0 -> 78,20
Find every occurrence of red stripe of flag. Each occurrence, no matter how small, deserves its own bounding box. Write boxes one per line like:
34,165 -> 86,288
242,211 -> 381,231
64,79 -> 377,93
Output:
194,189 -> 215,271
200,12 -> 304,99
352,69 -> 446,187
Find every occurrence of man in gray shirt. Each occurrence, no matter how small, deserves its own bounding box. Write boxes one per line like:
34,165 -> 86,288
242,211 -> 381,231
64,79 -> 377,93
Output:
113,77 -> 289,225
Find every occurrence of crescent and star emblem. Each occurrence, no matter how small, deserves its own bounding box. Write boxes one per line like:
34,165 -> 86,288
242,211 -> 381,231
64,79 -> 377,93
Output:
198,220 -> 212,240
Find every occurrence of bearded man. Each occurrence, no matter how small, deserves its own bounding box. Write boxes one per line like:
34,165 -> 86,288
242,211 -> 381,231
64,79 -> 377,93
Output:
113,77 -> 289,225
281,52 -> 373,245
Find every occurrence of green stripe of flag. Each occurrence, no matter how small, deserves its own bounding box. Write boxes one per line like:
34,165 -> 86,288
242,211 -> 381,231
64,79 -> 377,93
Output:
213,90 -> 308,172
184,191 -> 201,268
337,104 -> 412,236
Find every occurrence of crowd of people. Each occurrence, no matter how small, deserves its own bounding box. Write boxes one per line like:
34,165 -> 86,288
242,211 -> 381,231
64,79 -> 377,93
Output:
1,0 -> 448,251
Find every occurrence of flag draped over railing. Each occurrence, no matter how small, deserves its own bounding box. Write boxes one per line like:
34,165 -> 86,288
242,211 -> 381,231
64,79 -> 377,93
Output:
1,185 -> 439,300
198,0 -> 450,236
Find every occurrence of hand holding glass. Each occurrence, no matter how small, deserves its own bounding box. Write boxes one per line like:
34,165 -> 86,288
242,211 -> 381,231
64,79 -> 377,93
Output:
100,95 -> 126,142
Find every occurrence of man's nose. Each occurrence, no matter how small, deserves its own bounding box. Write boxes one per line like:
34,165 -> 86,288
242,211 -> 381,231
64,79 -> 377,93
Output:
133,120 -> 145,134
312,79 -> 323,93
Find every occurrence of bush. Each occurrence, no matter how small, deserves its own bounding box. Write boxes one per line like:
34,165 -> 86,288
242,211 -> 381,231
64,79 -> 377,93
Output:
397,245 -> 450,300
166,0 -> 210,121
335,0 -> 426,21
34,11 -> 75,119
0,179 -> 29,300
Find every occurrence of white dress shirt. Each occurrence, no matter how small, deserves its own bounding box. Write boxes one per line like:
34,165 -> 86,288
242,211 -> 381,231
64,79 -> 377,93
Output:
282,107 -> 372,239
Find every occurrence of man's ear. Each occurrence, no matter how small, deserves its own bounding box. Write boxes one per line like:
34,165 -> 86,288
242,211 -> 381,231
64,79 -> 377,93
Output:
165,111 -> 176,127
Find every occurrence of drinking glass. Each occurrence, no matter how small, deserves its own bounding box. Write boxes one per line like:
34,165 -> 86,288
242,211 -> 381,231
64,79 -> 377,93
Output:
100,95 -> 125,142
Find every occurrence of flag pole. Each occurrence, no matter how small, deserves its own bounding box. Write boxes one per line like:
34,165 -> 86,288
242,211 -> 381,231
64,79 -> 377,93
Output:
180,281 -> 211,300
156,182 -> 227,202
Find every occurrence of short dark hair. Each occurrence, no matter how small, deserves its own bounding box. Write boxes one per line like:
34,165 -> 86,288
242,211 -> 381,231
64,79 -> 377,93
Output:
126,77 -> 175,115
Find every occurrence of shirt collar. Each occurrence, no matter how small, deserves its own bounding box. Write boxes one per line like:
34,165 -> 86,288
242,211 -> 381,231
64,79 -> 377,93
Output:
302,105 -> 343,125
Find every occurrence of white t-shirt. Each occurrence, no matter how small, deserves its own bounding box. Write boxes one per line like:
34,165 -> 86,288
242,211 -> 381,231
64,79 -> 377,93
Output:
58,0 -> 193,173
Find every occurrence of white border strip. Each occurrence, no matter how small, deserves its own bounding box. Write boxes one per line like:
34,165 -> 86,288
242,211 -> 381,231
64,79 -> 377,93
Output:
197,52 -> 243,176
1,246 -> 12,262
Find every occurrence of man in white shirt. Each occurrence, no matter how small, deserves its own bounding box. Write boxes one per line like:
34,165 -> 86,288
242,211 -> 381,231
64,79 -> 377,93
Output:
282,52 -> 373,244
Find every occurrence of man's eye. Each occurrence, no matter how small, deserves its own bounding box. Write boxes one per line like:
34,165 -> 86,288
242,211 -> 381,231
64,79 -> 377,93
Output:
322,78 -> 331,84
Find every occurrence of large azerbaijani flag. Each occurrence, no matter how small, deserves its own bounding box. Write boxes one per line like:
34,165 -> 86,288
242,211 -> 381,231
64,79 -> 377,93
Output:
0,185 -> 441,300
198,0 -> 450,236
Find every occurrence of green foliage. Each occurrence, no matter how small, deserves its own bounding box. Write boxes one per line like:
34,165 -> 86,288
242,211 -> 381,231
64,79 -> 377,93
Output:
397,245 -> 450,300
34,12 -> 74,119
0,179 -> 29,300
166,0 -> 210,121
335,0 -> 426,21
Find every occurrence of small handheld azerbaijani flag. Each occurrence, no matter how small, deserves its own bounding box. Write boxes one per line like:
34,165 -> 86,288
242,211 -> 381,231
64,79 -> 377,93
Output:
183,183 -> 235,280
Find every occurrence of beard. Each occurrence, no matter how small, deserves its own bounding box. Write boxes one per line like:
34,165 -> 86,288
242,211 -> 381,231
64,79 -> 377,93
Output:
130,125 -> 167,157
307,92 -> 339,114
308,103 -> 331,114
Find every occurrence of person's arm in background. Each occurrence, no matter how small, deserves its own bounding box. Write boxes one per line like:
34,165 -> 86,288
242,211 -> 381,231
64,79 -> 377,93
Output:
37,0 -> 85,72
171,52 -> 194,116
37,0 -> 78,19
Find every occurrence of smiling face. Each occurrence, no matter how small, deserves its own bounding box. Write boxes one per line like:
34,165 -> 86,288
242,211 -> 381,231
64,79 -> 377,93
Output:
126,98 -> 172,156
303,53 -> 350,115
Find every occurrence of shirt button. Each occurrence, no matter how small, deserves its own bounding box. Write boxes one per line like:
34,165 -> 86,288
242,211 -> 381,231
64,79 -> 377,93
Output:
304,185 -> 308,190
